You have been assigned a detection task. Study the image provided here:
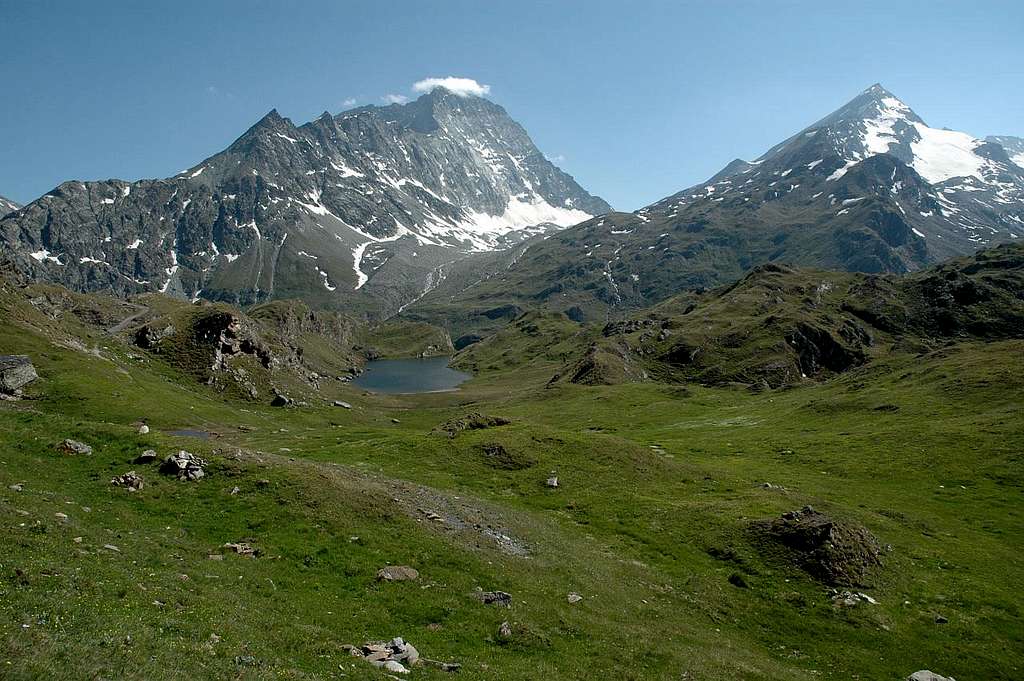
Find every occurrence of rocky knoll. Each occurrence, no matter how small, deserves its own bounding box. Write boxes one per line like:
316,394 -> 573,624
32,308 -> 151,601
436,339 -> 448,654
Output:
750,506 -> 883,587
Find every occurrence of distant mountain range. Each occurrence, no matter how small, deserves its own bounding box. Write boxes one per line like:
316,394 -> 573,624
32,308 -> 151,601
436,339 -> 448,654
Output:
406,84 -> 1024,333
0,88 -> 609,316
2,83 -> 1021,329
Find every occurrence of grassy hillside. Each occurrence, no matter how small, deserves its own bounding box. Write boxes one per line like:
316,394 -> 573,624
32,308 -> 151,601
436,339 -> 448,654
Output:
523,242 -> 1024,389
1,260 -> 1021,680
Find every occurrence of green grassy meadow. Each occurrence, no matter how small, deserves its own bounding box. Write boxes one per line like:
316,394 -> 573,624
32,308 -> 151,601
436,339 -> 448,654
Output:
1,286 -> 1021,681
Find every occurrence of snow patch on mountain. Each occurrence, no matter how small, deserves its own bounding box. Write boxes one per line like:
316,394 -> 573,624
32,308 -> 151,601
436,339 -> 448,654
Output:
861,96 -> 913,154
910,124 -> 988,184
458,196 -> 591,250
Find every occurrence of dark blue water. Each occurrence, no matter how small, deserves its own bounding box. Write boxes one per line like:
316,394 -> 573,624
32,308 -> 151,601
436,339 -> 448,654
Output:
353,356 -> 470,394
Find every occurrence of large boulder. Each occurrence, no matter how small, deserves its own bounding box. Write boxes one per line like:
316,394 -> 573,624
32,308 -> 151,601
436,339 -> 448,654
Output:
907,672 -> 956,681
377,566 -> 419,582
57,439 -> 92,455
0,355 -> 38,394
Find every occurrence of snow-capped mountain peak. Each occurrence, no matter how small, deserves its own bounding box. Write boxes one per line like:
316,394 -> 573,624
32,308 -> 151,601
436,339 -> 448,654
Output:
751,84 -> 1019,188
645,83 -> 1024,271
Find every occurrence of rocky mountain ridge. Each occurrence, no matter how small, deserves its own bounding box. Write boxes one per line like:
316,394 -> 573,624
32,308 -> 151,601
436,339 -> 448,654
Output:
0,88 -> 609,316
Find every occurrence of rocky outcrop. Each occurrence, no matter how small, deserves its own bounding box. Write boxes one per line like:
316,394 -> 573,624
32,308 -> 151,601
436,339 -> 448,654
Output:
475,590 -> 513,607
345,637 -> 459,675
554,343 -> 643,386
198,312 -> 274,373
784,322 -> 867,376
133,309 -> 277,399
110,471 -> 144,492
134,324 -> 175,350
160,451 -> 207,481
750,505 -> 883,586
433,412 -> 511,438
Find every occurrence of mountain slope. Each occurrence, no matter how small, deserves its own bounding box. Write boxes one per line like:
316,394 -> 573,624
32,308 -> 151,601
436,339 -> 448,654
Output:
409,85 -> 1024,330
0,88 -> 609,316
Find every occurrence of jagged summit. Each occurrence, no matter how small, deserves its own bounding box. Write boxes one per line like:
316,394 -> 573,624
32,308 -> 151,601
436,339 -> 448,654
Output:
814,83 -> 925,128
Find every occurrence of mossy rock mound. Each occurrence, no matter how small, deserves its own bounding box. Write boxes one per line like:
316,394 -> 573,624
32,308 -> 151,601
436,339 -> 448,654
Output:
750,505 -> 882,586
433,412 -> 512,438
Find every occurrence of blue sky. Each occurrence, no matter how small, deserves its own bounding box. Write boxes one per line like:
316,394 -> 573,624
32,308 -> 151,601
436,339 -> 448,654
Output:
1,0 -> 1021,210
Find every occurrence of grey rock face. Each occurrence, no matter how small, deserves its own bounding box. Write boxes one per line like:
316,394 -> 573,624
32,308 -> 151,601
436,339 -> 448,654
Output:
987,135 -> 1024,168
0,89 -> 610,316
0,355 -> 37,394
752,505 -> 882,586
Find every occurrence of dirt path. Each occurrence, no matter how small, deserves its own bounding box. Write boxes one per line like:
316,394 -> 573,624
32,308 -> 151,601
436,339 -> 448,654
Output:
232,448 -> 532,557
106,303 -> 150,335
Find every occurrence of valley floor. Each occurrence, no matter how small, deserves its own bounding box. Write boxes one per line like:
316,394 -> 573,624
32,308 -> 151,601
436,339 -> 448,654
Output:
1,315 -> 1022,679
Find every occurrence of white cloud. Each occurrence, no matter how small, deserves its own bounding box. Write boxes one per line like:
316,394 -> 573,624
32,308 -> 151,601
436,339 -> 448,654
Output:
341,97 -> 358,107
205,85 -> 235,100
412,76 -> 491,98
546,153 -> 566,163
381,93 -> 409,104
